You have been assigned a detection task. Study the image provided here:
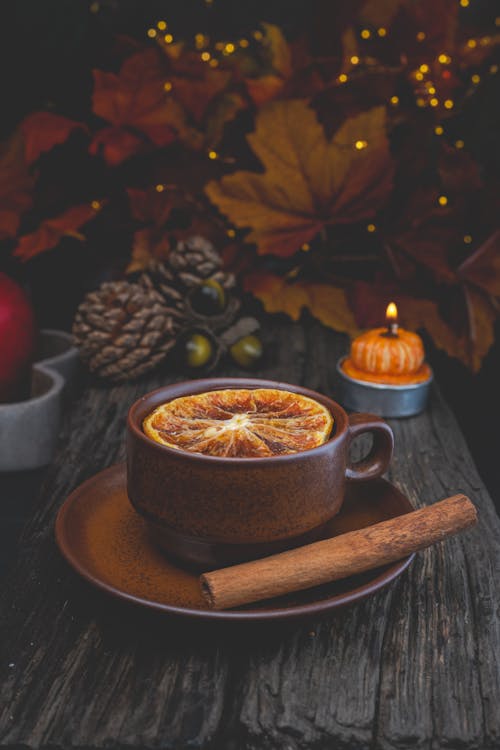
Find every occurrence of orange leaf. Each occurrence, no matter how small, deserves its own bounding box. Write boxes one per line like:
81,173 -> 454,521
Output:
92,49 -> 186,146
20,112 -> 85,164
128,227 -> 171,273
14,204 -> 101,261
206,101 -> 394,257
244,272 -> 360,338
0,130 -> 34,240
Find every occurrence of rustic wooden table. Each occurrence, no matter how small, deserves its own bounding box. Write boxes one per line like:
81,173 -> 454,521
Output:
1,320 -> 500,750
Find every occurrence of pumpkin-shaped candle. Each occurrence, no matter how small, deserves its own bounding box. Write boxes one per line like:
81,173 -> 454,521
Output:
342,303 -> 432,385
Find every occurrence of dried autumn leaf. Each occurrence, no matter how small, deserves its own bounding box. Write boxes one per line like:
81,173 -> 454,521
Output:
458,230 -> 500,297
245,23 -> 292,106
244,272 -> 360,338
0,130 -> 34,240
88,126 -> 146,166
13,204 -> 101,261
127,187 -> 176,226
128,227 -> 171,273
163,43 -> 231,124
462,285 -> 497,372
206,101 -> 394,257
92,49 -> 186,148
20,112 -> 85,164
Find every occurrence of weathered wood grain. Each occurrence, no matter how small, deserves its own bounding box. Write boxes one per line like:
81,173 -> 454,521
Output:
1,319 -> 499,750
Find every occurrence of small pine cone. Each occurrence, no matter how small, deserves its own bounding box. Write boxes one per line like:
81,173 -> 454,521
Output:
168,235 -> 222,287
169,235 -> 235,290
72,280 -> 179,383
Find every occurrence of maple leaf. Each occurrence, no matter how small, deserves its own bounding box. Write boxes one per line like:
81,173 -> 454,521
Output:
13,204 -> 102,261
162,43 -> 232,124
92,49 -> 186,150
0,130 -> 34,240
88,126 -> 146,166
244,23 -> 292,106
244,272 -> 360,338
206,101 -> 394,257
458,230 -> 500,298
20,112 -> 85,164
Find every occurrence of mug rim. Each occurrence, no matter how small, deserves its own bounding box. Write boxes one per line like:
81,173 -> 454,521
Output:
127,377 -> 349,465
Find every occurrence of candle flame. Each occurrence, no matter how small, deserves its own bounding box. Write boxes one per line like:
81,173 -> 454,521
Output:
386,302 -> 398,323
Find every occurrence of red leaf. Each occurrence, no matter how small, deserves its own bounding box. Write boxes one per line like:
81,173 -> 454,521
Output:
13,204 -> 102,261
127,187 -> 176,226
92,49 -> 185,150
89,127 -> 145,166
0,130 -> 34,240
20,112 -> 86,164
459,230 -> 500,298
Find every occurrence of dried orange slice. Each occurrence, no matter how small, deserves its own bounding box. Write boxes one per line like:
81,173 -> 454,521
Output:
143,388 -> 333,457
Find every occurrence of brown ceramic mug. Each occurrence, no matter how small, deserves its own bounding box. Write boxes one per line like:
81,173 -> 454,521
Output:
126,378 -> 394,569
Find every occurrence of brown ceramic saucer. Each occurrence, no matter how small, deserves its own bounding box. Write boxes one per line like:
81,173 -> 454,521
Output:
55,464 -> 415,622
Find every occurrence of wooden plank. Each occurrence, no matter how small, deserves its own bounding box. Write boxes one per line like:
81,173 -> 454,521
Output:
0,320 -> 499,750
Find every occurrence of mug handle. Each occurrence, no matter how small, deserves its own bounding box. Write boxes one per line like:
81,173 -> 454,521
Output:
345,413 -> 394,482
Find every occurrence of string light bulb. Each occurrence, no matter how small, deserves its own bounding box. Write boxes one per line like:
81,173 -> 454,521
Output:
360,29 -> 371,39
444,99 -> 454,109
164,33 -> 173,43
147,28 -> 157,38
350,55 -> 360,64
464,235 -> 472,244
490,64 -> 499,74
438,195 -> 448,206
155,184 -> 165,193
301,243 -> 310,251
438,54 -> 451,64
415,71 -> 424,81
419,64 -> 430,73
208,150 -> 218,160
227,229 -> 236,238
163,81 -> 172,92
455,139 -> 465,148
460,0 -> 470,6
355,140 -> 368,150
157,20 -> 167,30
201,51 -> 211,61
390,95 -> 399,104
417,32 -> 426,41
239,39 -> 249,48
430,97 -> 439,107
91,200 -> 101,210
209,59 -> 219,67
471,74 -> 480,83
367,223 -> 376,232
377,27 -> 387,37
253,30 -> 263,40
224,42 -> 235,54
434,125 -> 444,135
467,39 -> 477,48
338,73 -> 348,83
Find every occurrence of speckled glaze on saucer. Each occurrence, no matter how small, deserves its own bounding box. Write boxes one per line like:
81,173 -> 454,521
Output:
127,378 -> 394,569
55,464 -> 415,622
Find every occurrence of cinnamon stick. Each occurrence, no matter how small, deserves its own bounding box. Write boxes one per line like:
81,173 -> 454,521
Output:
200,494 -> 477,610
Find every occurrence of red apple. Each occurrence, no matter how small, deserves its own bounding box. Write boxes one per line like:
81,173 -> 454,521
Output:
0,273 -> 36,401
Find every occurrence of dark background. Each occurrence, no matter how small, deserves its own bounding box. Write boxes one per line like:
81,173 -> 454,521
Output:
0,0 -> 498,574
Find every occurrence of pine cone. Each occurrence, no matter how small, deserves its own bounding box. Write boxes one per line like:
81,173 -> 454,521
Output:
168,235 -> 235,290
72,281 -> 178,383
